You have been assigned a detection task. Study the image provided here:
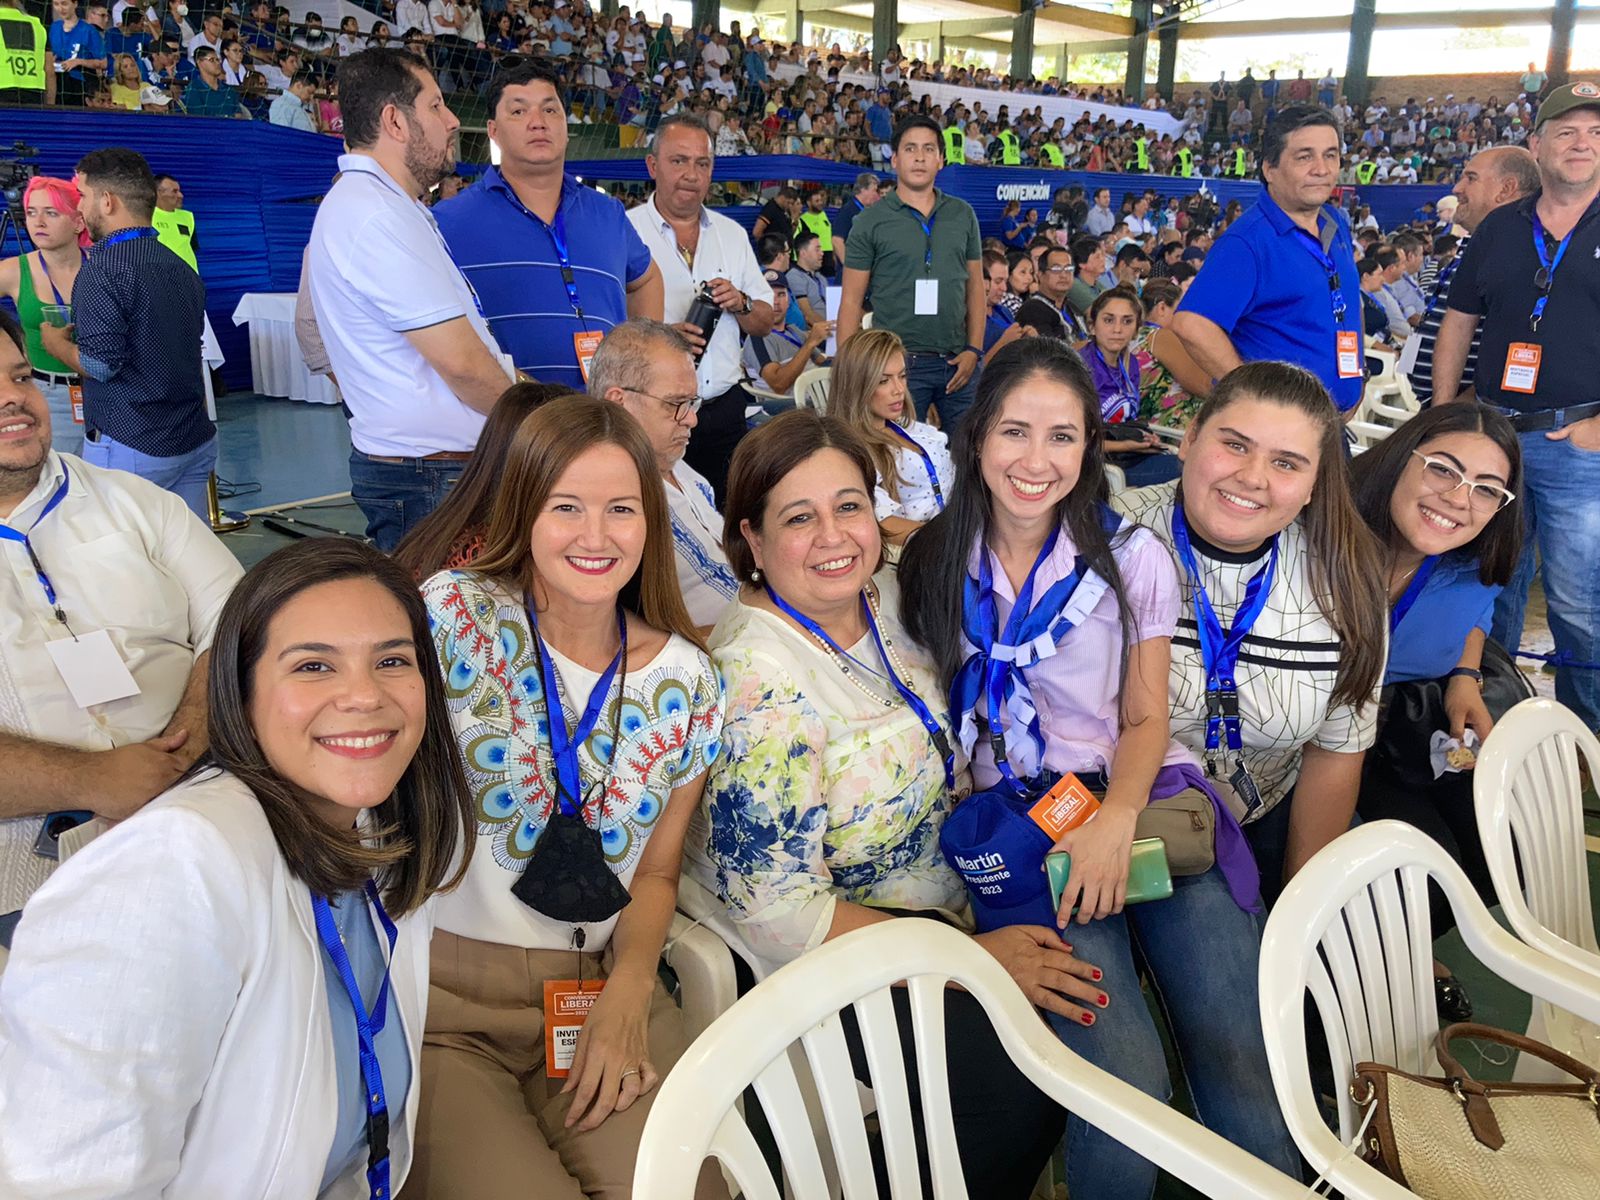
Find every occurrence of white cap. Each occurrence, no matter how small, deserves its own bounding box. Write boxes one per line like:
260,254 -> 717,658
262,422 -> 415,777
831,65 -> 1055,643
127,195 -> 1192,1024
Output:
140,84 -> 171,106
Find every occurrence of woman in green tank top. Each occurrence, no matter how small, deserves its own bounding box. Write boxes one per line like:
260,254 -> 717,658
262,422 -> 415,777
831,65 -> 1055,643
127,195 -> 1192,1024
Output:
0,176 -> 89,456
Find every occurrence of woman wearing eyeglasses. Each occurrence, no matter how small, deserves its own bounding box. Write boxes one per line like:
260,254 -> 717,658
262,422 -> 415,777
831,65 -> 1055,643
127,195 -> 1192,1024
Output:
1349,403 -> 1524,1018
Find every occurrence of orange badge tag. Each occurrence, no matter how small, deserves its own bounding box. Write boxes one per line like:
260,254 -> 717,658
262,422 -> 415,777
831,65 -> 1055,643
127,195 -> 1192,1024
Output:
573,331 -> 605,384
1028,772 -> 1101,840
1336,330 -> 1362,379
1501,343 -> 1541,394
543,978 -> 605,1079
68,383 -> 85,425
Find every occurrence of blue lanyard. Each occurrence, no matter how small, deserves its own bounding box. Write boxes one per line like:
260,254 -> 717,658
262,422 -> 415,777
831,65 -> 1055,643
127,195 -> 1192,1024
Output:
1531,212 -> 1577,333
1389,555 -> 1438,635
905,202 -> 936,270
1292,214 -> 1349,326
1089,344 -> 1139,422
311,881 -> 398,1200
1171,504 -> 1279,768
35,251 -> 83,308
0,465 -> 72,626
775,329 -> 805,349
765,585 -> 954,791
529,606 -> 625,816
950,524 -> 1103,795
95,227 -> 156,253
502,183 -> 586,323
884,420 -> 944,511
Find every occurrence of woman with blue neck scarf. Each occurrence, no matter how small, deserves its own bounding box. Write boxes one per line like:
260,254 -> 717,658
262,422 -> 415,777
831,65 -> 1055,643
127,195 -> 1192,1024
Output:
899,338 -> 1299,1200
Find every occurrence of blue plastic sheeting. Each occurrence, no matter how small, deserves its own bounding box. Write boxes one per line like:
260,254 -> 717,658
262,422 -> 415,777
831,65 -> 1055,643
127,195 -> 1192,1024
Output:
2,110 -> 341,388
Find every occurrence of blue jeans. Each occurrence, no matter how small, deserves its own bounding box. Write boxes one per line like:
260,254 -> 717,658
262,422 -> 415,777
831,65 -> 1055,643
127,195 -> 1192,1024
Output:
80,432 -> 216,520
1489,425 -> 1600,729
1044,868 -> 1301,1199
348,450 -> 466,553
36,379 -> 83,457
905,351 -> 978,435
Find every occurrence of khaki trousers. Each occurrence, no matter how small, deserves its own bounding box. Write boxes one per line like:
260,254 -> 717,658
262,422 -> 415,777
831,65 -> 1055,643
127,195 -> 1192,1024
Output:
399,930 -> 726,1200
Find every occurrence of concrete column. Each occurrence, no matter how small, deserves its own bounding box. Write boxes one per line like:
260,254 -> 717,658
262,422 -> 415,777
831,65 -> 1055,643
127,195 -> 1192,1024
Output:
1156,7 -> 1179,100
1052,44 -> 1067,87
929,24 -> 945,68
1550,0 -> 1578,89
1343,0 -> 1377,110
691,0 -> 718,37
1011,7 -> 1036,81
872,0 -> 898,77
1125,0 -> 1151,101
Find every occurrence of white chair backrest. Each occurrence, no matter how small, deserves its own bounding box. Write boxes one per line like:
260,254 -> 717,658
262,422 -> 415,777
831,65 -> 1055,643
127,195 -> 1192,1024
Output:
1259,821 -> 1600,1200
637,920 -> 1311,1200
1475,697 -> 1600,969
795,365 -> 831,413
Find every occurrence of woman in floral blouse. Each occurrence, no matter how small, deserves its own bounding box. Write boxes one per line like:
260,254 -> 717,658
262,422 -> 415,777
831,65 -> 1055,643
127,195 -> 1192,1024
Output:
417,396 -> 725,1200
691,409 -> 1101,1198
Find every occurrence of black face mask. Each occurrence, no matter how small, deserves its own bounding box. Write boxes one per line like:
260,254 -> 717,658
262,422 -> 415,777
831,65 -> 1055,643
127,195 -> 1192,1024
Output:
511,804 -> 632,924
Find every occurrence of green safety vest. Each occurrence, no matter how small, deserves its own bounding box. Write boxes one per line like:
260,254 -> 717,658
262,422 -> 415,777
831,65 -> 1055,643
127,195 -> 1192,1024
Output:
997,129 -> 1021,165
0,7 -> 47,92
1174,147 -> 1193,177
1232,148 -> 1247,177
1354,160 -> 1378,184
1135,137 -> 1150,170
797,209 -> 833,252
942,125 -> 965,164
1041,142 -> 1064,168
151,206 -> 199,272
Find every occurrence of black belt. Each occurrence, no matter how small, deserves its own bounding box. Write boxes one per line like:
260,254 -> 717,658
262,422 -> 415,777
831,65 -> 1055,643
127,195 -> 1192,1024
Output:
31,369 -> 77,385
1492,400 -> 1600,432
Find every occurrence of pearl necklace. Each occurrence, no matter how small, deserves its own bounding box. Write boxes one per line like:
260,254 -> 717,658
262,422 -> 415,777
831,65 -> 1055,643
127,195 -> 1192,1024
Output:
802,590 -> 918,711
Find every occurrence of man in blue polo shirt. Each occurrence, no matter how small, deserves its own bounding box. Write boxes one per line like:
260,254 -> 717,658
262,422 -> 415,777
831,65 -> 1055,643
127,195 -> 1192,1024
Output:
1171,105 -> 1364,414
435,63 -> 663,392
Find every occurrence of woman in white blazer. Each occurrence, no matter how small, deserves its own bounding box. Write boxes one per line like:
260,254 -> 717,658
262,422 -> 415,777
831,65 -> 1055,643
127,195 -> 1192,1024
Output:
0,538 -> 475,1200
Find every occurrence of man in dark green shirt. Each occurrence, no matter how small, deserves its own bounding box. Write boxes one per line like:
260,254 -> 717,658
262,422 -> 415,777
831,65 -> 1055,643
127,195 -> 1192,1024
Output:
838,115 -> 984,431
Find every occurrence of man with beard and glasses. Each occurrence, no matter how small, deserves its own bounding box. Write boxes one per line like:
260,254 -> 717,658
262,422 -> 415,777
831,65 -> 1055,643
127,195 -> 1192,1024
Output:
0,309 -> 241,949
37,148 -> 213,517
308,47 -> 514,550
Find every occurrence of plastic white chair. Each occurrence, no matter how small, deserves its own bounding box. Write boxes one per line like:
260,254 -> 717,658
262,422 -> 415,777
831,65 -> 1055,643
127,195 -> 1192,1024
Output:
1259,820 -> 1600,1199
636,919 -> 1312,1200
1474,697 -> 1600,1069
795,365 -> 831,413
663,912 -> 741,1046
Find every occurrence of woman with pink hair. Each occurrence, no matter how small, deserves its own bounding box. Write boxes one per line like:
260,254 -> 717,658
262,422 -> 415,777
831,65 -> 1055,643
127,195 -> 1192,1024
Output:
0,176 -> 91,454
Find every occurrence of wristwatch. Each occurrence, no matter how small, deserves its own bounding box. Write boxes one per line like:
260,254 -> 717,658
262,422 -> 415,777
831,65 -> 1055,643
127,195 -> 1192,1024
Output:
1446,667 -> 1484,686
738,292 -> 753,315
963,344 -> 983,358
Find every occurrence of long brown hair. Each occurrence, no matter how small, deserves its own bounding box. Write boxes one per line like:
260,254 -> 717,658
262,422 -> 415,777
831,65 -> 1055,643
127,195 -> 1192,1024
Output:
468,395 -> 705,651
1185,362 -> 1386,711
393,381 -> 577,580
828,328 -> 912,504
199,539 -> 474,916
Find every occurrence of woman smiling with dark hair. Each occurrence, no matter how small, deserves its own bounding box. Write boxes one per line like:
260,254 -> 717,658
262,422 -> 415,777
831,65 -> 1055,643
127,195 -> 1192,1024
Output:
0,538 -> 474,1198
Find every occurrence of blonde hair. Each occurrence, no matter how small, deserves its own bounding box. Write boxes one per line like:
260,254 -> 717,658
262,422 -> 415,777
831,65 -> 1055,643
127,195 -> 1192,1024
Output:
827,328 -> 911,503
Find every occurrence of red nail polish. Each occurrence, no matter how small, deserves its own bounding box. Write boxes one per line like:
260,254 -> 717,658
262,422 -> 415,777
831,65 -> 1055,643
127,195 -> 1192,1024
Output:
1091,968 -> 1102,981
1080,1012 -> 1095,1026
1098,993 -> 1108,1007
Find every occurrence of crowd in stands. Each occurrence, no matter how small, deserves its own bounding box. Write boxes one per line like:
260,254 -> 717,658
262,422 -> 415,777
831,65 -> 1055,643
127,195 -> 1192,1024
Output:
0,0 -> 1552,186
2,23 -> 1600,1200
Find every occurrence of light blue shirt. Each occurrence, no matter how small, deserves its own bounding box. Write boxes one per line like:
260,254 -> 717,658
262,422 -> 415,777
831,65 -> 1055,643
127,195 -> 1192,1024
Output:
269,91 -> 317,132
1385,554 -> 1500,685
318,889 -> 413,1194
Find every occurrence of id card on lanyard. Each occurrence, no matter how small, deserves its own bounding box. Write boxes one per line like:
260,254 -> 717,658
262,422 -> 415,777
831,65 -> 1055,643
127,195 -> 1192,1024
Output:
1504,212 -> 1578,395
1171,505 -> 1278,816
908,203 -> 939,315
1294,215 -> 1360,379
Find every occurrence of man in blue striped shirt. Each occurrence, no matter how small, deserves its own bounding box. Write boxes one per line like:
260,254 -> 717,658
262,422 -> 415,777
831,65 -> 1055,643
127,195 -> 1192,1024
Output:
37,148 -> 213,518
435,63 -> 663,392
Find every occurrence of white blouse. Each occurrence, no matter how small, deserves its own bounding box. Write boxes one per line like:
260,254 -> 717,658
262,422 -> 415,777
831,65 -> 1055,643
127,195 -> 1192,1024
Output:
873,420 -> 954,524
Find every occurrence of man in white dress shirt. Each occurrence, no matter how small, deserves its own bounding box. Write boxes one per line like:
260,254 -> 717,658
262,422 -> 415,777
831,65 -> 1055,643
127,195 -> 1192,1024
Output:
589,319 -> 737,633
308,47 -> 514,550
0,311 -> 242,945
627,113 -> 775,504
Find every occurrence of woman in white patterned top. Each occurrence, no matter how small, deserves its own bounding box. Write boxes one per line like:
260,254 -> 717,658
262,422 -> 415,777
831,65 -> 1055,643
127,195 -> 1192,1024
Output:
418,397 -> 726,1200
1115,362 -> 1388,905
828,328 -> 955,545
691,409 -> 1099,1198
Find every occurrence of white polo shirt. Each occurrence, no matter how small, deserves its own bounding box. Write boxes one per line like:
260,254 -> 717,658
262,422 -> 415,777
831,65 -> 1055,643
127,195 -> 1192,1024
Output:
308,154 -> 510,457
666,458 -> 738,627
627,195 -> 773,400
0,452 -> 243,911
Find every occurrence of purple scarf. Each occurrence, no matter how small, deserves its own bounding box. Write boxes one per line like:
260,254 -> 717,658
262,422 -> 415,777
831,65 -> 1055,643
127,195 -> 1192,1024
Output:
1151,761 -> 1262,913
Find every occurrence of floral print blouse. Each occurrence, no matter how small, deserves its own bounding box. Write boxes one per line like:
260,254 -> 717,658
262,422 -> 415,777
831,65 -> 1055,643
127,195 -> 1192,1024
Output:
688,585 -> 970,964
423,570 -> 723,951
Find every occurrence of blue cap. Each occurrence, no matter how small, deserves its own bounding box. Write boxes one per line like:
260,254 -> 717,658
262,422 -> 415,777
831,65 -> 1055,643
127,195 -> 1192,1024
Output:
939,788 -> 1057,932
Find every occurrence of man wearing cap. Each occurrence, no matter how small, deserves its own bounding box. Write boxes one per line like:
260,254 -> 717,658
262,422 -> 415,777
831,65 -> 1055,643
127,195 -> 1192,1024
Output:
743,267 -> 830,401
1434,83 -> 1600,729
